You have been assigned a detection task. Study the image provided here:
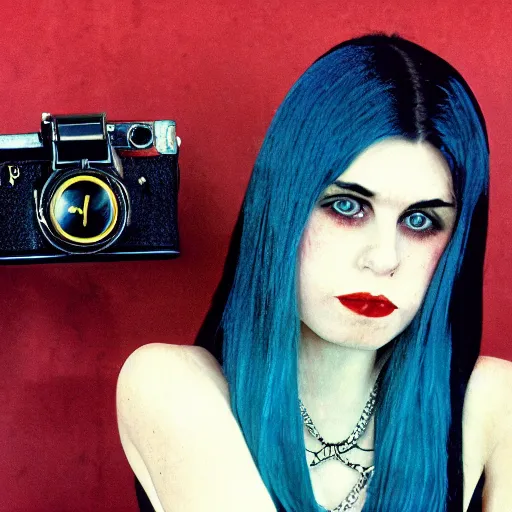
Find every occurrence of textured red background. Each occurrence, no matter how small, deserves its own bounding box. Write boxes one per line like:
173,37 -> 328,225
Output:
1,1 -> 511,511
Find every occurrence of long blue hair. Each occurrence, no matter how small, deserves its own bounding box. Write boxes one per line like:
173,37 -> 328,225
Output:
196,33 -> 489,511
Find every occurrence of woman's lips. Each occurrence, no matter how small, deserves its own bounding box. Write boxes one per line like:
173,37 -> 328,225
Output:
336,292 -> 398,318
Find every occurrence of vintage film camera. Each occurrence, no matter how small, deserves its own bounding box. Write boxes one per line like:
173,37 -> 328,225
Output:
0,113 -> 180,263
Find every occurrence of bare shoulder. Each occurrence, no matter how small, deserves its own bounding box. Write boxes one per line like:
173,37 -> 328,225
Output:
464,356 -> 512,456
468,355 -> 512,393
116,343 -> 275,512
465,356 -> 512,425
117,342 -> 228,406
117,343 -> 231,446
464,356 -> 512,511
119,342 -> 226,383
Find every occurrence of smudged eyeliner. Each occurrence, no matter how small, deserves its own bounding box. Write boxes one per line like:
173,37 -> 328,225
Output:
319,194 -> 445,235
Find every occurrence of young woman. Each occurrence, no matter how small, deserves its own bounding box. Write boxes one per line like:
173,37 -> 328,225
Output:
116,33 -> 512,511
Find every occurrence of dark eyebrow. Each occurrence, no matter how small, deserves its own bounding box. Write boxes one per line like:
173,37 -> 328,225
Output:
332,180 -> 455,209
333,181 -> 375,197
407,199 -> 455,209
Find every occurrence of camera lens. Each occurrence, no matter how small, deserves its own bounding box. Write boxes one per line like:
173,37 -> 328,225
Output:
49,175 -> 118,244
38,167 -> 130,255
128,125 -> 153,149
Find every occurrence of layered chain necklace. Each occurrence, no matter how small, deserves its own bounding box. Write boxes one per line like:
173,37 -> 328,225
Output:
299,381 -> 378,511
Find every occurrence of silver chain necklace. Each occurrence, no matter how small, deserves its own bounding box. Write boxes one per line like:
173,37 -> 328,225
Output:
299,382 -> 378,511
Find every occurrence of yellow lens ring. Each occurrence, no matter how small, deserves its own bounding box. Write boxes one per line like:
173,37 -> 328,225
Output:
49,175 -> 119,244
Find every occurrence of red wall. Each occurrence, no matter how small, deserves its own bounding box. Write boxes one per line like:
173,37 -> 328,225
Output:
1,1 -> 511,510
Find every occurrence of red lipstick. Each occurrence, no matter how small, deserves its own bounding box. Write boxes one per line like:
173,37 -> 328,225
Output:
336,293 -> 397,318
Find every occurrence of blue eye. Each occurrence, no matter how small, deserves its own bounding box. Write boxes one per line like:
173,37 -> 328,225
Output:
404,212 -> 433,231
332,198 -> 364,218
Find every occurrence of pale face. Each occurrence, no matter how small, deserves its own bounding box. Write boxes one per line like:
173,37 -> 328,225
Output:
298,138 -> 457,350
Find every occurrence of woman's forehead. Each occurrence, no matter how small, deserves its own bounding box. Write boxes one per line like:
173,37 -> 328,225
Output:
327,138 -> 455,205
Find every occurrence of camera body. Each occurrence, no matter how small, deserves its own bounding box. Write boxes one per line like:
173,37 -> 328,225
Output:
0,113 -> 180,263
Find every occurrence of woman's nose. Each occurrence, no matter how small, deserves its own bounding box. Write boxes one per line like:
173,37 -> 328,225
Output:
356,226 -> 400,277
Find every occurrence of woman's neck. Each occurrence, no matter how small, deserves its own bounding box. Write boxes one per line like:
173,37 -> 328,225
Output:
298,323 -> 382,440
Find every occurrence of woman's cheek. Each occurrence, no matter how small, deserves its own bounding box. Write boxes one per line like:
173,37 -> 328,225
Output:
299,213 -> 332,262
298,224 -> 343,295
407,232 -> 452,285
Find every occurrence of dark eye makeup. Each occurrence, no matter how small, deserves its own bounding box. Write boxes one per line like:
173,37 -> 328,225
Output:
319,194 -> 445,234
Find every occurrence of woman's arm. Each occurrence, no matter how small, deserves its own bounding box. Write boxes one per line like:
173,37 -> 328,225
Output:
116,343 -> 277,512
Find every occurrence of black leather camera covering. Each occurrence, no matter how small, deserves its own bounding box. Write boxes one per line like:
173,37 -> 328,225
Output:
0,154 -> 179,262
